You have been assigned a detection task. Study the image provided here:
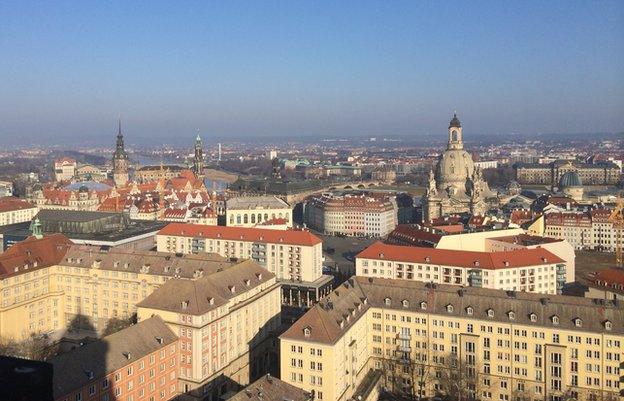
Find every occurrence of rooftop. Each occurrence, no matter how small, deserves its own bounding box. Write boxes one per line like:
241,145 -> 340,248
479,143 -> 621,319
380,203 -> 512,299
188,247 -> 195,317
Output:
0,196 -> 37,213
281,276 -> 624,344
50,316 -> 177,399
229,375 -> 311,401
357,241 -> 564,269
158,222 -> 322,246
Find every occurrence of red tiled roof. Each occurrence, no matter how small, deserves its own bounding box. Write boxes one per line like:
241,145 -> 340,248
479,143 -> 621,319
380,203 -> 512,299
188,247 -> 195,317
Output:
592,268 -> 624,288
0,196 -> 37,213
158,222 -> 322,246
356,241 -> 563,269
0,234 -> 72,279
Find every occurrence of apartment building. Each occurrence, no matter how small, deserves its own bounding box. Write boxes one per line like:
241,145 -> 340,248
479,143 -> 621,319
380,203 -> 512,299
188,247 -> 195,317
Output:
0,234 -> 246,340
305,193 -> 397,237
156,223 -> 332,306
226,196 -> 292,228
0,196 -> 38,227
356,242 -> 568,294
51,316 -> 179,401
544,208 -> 622,251
136,260 -> 281,401
280,277 -> 623,401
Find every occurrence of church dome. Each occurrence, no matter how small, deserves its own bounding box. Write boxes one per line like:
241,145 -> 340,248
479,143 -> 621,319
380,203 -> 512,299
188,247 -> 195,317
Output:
435,149 -> 475,194
559,171 -> 582,188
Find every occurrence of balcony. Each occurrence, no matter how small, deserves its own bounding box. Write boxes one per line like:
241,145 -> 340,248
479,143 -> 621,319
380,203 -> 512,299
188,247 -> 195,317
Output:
397,332 -> 411,340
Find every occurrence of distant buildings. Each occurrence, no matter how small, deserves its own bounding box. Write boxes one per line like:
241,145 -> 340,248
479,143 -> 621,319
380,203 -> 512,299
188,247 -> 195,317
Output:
280,277 -> 623,401
50,316 -> 179,401
226,195 -> 292,228
544,207 -> 622,251
515,159 -> 620,186
53,157 -> 77,182
0,196 -> 38,227
0,181 -> 13,197
305,193 -> 397,237
135,165 -> 186,182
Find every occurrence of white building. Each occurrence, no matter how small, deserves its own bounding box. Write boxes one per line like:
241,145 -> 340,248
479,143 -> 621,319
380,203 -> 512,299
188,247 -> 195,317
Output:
356,241 -> 568,294
54,157 -> 77,182
226,195 -> 292,228
0,196 -> 38,227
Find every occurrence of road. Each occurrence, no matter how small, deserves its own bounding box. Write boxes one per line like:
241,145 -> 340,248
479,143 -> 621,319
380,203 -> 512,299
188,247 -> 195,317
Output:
319,234 -> 378,276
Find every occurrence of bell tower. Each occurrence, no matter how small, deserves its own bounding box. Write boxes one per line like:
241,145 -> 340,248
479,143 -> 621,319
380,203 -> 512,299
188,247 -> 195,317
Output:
193,131 -> 204,178
112,119 -> 129,187
447,112 -> 463,150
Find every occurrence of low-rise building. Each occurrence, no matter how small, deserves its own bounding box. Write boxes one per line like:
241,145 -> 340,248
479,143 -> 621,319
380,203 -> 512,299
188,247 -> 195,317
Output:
356,241 -> 568,294
156,223 -> 332,306
280,277 -> 624,401
136,260 -> 281,400
305,193 -> 397,237
229,375 -> 312,401
226,196 -> 292,228
51,316 -> 179,401
0,196 -> 38,227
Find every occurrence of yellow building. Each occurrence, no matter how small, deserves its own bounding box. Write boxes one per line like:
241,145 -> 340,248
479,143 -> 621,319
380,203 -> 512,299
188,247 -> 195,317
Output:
137,259 -> 282,400
280,277 -> 623,401
0,234 -> 246,340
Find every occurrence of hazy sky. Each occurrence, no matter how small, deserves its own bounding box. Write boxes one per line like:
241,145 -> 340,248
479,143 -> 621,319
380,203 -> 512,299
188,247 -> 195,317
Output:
0,1 -> 623,143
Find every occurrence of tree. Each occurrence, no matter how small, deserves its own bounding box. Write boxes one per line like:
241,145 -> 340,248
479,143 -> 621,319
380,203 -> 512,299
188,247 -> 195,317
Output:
0,333 -> 59,361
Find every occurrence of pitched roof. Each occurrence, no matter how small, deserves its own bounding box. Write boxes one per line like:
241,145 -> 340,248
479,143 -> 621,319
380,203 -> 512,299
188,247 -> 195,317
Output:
50,316 -> 177,399
157,223 -> 321,246
137,259 -> 276,315
281,276 -> 624,344
356,241 -> 563,269
0,234 -> 72,279
229,375 -> 311,401
0,196 -> 37,213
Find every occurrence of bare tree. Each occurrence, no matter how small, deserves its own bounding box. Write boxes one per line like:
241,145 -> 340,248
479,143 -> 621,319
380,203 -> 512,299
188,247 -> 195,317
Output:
0,333 -> 59,361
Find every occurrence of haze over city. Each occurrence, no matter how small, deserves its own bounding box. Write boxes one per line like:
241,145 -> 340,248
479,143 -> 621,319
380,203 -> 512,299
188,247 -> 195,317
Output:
1,1 -> 623,144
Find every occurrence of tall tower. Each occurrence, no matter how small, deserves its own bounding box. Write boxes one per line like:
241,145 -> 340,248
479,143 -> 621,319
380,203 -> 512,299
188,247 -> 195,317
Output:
112,119 -> 129,187
193,131 -> 204,178
447,112 -> 463,150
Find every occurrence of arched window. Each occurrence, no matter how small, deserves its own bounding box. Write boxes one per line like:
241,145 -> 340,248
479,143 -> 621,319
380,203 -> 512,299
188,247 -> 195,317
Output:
243,214 -> 248,224
236,215 -> 241,224
251,214 -> 256,224
229,215 -> 234,224
452,130 -> 458,142
264,213 -> 269,221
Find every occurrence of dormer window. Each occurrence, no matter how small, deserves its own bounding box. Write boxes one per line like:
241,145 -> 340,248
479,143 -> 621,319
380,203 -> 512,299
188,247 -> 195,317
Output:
420,301 -> 427,310
551,315 -> 559,325
508,311 -> 515,320
244,279 -> 250,286
384,297 -> 391,306
303,327 -> 311,337
487,308 -> 494,318
466,306 -> 474,315
573,318 -> 582,327
229,285 -> 236,293
446,304 -> 454,313
604,320 -> 612,331
402,300 -> 409,308
474,261 -> 480,267
529,313 -> 538,322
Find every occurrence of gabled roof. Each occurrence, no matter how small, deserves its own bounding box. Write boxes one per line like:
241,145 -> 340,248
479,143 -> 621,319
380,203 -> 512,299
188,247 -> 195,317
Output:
0,234 -> 72,279
0,196 -> 37,213
356,241 -> 563,269
157,223 -> 321,246
50,316 -> 177,398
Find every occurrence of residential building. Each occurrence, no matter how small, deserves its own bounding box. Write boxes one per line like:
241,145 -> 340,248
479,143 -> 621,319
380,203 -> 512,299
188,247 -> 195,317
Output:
136,260 -> 281,401
228,375 -> 312,401
0,196 -> 38,227
54,158 -> 77,182
0,234 -> 243,339
356,241 -> 568,294
280,277 -> 624,401
515,160 -> 620,186
226,196 -> 292,228
0,181 -> 14,197
156,223 -> 332,306
544,208 -> 623,251
305,193 -> 397,237
51,316 -> 179,401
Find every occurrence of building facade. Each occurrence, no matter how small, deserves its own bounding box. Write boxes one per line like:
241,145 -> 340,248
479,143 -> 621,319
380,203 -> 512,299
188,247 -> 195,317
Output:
136,260 -> 281,401
280,277 -> 623,401
544,208 -> 622,251
305,193 -> 397,237
0,196 -> 38,227
226,196 -> 292,228
51,316 -> 179,401
516,160 -> 620,186
156,223 -> 332,306
54,158 -> 77,182
356,241 -> 569,294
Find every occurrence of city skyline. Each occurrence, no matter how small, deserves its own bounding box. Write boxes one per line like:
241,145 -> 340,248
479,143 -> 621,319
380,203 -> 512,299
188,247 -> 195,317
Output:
1,1 -> 623,141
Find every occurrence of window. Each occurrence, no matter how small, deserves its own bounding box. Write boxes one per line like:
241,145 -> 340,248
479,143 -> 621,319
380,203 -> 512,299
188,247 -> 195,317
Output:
446,304 -> 454,313
384,297 -> 391,306
551,315 -> 559,325
487,309 -> 494,318
466,306 -> 473,315
508,311 -> 515,320
420,301 -> 427,310
529,313 -> 537,322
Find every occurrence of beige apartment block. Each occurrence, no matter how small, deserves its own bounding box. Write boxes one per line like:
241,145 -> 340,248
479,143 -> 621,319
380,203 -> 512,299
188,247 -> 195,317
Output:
280,277 -> 623,401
